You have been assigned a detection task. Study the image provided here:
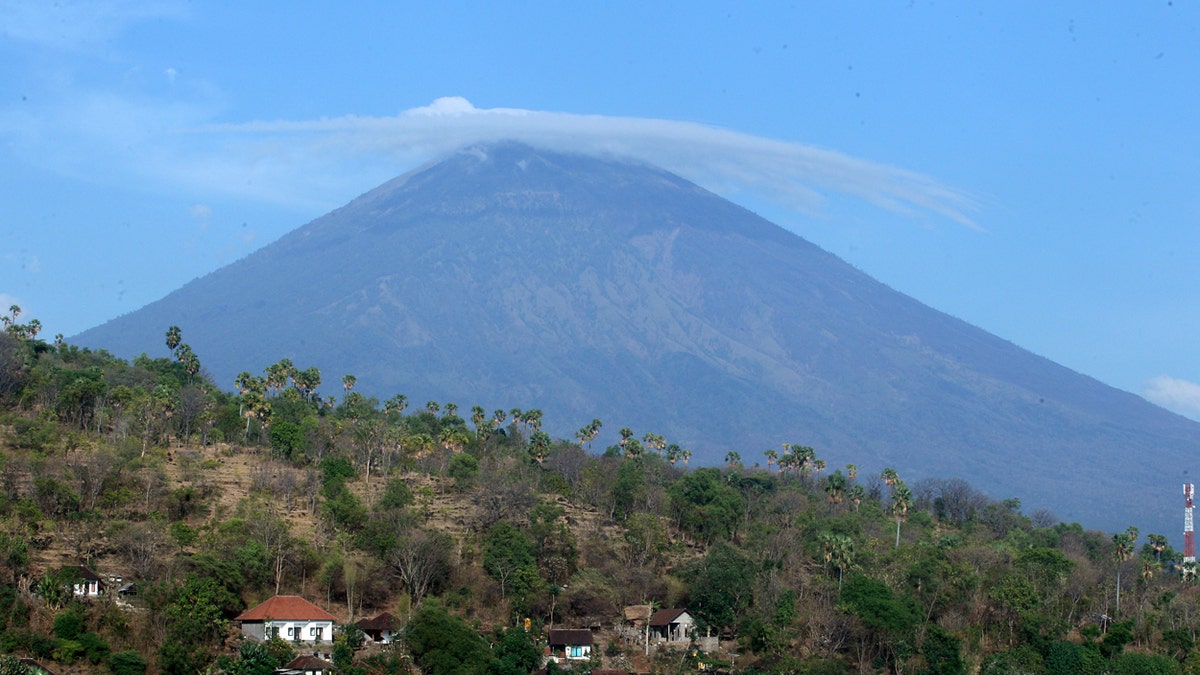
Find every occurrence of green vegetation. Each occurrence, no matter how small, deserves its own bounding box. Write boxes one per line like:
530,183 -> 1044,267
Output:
0,310 -> 1198,674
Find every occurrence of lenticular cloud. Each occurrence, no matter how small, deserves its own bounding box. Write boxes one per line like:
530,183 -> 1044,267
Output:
199,97 -> 979,227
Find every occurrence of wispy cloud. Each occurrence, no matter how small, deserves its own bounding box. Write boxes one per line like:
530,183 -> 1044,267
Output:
0,0 -> 186,50
1143,375 -> 1200,421
190,97 -> 981,227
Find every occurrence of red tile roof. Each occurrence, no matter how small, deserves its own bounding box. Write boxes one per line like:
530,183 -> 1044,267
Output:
235,595 -> 338,622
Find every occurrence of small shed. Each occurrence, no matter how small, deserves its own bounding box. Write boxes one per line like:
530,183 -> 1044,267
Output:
356,612 -> 398,644
547,628 -> 594,661
649,608 -> 695,643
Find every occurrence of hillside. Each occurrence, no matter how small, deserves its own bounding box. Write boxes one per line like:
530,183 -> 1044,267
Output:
2,327 -> 1199,675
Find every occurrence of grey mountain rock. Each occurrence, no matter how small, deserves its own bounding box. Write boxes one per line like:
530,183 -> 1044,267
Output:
75,141 -> 1197,535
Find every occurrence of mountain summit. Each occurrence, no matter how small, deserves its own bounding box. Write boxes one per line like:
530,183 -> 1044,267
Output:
75,142 -> 1198,533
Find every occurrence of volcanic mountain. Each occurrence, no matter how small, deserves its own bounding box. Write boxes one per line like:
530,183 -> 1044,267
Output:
75,142 -> 1199,534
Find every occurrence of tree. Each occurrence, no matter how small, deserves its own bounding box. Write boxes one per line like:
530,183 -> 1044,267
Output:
218,641 -> 281,675
406,600 -> 493,675
890,480 -> 913,548
389,529 -> 453,604
824,470 -> 848,508
687,542 -> 755,633
821,532 -> 855,589
839,574 -> 919,671
483,521 -> 537,601
165,325 -> 182,355
159,575 -> 229,675
1113,526 -> 1139,614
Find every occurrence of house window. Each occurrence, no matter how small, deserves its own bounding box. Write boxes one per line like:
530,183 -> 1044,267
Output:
312,626 -> 324,641
569,646 -> 584,658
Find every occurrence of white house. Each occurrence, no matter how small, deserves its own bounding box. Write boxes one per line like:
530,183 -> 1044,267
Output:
64,565 -> 104,598
235,596 -> 337,645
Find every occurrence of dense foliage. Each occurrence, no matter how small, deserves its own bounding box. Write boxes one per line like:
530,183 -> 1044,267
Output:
1,310 -> 1199,674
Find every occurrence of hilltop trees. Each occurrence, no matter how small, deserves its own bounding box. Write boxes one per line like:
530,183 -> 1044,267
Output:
7,313 -> 1200,675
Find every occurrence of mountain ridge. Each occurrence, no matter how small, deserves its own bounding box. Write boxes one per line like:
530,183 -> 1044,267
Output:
73,141 -> 1199,535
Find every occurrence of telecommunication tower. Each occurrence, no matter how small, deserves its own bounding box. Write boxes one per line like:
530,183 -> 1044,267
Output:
1185,483 -> 1195,563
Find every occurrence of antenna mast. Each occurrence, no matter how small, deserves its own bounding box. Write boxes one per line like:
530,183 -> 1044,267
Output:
1185,483 -> 1195,563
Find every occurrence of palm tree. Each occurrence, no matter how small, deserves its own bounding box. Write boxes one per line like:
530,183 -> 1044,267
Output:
1113,526 -> 1139,614
833,535 -> 854,590
890,480 -> 913,548
824,470 -> 848,507
384,394 -> 408,416
764,449 -> 778,473
265,359 -> 295,396
725,451 -> 742,467
342,374 -> 357,392
642,433 -> 666,457
1147,533 -> 1168,562
848,484 -> 866,511
1182,562 -> 1198,583
881,467 -> 899,487
845,463 -> 858,481
574,419 -> 602,449
426,401 -> 441,415
618,427 -> 633,452
165,325 -> 182,355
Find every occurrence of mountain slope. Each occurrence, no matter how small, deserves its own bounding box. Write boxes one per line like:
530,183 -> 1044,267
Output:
75,142 -> 1198,534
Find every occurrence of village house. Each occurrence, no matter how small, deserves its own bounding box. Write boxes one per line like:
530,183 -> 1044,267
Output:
547,628 -> 594,661
64,565 -> 104,598
280,654 -> 334,675
355,612 -> 398,644
648,608 -> 696,643
234,595 -> 337,645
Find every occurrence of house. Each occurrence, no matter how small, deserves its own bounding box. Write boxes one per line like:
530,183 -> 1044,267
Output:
356,612 -> 398,644
648,608 -> 696,643
63,565 -> 104,597
547,629 -> 593,661
234,595 -> 337,645
280,654 -> 334,675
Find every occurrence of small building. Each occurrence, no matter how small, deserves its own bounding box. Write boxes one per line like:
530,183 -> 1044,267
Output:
281,654 -> 334,675
547,629 -> 593,661
356,612 -> 398,644
649,608 -> 696,643
63,565 -> 104,598
234,595 -> 337,645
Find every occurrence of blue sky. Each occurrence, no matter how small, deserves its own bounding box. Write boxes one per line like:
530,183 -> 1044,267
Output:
2,1 -> 1199,418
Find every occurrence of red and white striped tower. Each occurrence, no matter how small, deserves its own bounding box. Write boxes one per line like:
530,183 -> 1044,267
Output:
1185,483 -> 1195,563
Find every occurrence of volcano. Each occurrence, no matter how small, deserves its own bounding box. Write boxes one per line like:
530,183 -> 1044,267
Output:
75,141 -> 1199,534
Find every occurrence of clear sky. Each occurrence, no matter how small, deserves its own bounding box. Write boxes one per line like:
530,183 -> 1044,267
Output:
2,1 -> 1199,418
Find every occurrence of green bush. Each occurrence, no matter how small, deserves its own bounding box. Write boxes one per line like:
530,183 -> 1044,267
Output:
109,650 -> 148,675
